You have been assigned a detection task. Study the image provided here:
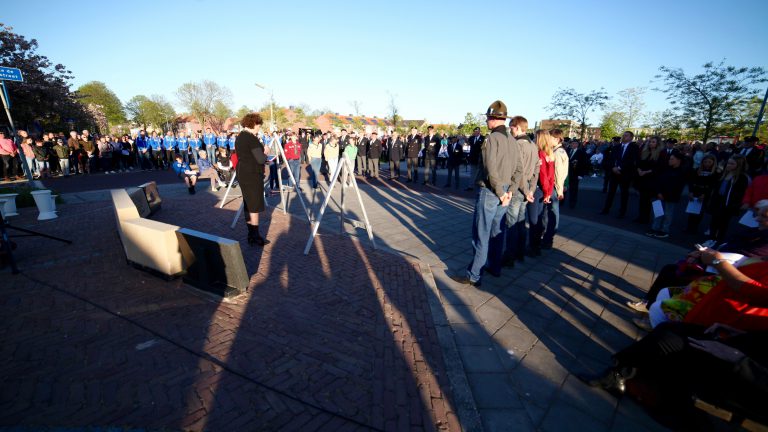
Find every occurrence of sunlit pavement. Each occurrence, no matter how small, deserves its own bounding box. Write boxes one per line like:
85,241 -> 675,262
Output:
0,165 -> 682,431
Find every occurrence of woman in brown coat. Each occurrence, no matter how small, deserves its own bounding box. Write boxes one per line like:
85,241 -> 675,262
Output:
235,113 -> 271,246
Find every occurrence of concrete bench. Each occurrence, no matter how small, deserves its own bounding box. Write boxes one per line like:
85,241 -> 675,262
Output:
177,228 -> 249,297
110,189 -> 184,277
138,181 -> 162,215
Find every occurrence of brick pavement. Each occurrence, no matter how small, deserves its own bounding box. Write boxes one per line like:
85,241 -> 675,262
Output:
256,171 -> 689,431
0,192 -> 460,431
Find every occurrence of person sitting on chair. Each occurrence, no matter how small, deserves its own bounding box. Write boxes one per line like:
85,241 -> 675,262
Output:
196,150 -> 225,191
171,154 -> 198,194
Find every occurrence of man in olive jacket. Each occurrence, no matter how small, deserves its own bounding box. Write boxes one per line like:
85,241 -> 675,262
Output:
452,101 -> 521,286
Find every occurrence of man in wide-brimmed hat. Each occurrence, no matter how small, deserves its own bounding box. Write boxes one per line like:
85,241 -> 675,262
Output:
451,100 -> 522,286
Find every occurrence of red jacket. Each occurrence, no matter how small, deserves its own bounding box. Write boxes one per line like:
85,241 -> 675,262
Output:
685,260 -> 768,331
742,174 -> 768,208
284,140 -> 301,160
538,150 -> 555,198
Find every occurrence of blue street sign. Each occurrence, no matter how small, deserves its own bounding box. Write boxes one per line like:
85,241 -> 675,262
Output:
0,67 -> 23,82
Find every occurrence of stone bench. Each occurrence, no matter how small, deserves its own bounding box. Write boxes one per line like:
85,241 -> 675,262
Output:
110,188 -> 248,296
111,189 -> 184,277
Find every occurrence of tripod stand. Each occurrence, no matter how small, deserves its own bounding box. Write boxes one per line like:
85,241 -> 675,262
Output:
0,212 -> 72,275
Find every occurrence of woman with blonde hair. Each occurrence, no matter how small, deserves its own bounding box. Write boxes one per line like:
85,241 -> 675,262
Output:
527,130 -> 555,256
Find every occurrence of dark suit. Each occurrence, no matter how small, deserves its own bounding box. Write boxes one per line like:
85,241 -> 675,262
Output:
406,134 -> 421,181
567,145 -> 588,208
388,138 -> 404,179
445,141 -> 464,188
741,146 -> 765,177
422,134 -> 440,184
601,141 -> 639,216
356,137 -> 369,175
367,138 -> 382,178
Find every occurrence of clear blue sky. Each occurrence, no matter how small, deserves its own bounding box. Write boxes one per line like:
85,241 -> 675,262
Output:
4,0 -> 768,125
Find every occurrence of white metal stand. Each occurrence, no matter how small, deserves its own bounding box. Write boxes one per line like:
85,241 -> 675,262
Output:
303,156 -> 376,255
221,136 -> 311,228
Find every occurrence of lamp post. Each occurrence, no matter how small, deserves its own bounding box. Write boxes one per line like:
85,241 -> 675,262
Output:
254,83 -> 275,132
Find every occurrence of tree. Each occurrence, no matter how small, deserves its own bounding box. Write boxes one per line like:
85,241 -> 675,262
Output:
609,87 -> 646,130
209,100 -> 233,132
349,100 -> 362,116
387,92 -> 401,130
655,60 -> 767,144
457,112 -> 485,136
176,80 -> 232,131
125,94 -> 175,131
76,81 -> 125,131
642,109 -> 683,140
0,23 -> 93,132
599,111 -> 623,141
546,88 -> 609,141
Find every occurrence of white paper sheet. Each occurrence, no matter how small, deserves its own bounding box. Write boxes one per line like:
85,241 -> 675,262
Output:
685,199 -> 703,215
739,210 -> 759,228
652,200 -> 664,218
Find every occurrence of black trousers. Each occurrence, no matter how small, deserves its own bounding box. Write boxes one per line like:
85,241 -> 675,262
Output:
568,175 -> 580,208
602,174 -> 632,216
644,264 -> 696,302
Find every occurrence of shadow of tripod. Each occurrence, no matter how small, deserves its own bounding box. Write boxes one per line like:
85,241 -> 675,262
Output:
0,213 -> 72,274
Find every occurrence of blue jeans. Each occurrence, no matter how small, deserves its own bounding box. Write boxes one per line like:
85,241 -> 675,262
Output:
652,201 -> 676,233
206,145 -> 217,163
287,159 -> 301,187
503,191 -> 528,260
541,194 -> 560,246
467,186 -> 508,282
309,157 -> 322,188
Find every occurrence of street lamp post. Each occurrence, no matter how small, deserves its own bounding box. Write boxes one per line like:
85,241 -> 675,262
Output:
254,83 -> 275,132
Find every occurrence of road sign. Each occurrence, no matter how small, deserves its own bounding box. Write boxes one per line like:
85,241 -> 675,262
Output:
0,67 -> 23,82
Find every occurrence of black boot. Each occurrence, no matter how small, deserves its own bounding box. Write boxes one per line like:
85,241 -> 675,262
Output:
246,223 -> 270,246
188,186 -> 194,195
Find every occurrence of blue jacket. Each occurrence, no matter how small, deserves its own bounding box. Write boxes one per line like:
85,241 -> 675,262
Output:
204,133 -> 217,147
189,137 -> 201,150
227,136 -> 236,149
171,160 -> 192,177
197,157 -> 213,171
149,136 -> 162,150
176,137 -> 189,151
163,135 -> 176,150
135,135 -> 149,150
217,135 -> 228,148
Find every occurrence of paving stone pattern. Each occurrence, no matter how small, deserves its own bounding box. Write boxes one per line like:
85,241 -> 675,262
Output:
0,194 -> 459,431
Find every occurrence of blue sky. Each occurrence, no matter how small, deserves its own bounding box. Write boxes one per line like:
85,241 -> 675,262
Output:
4,0 -> 768,125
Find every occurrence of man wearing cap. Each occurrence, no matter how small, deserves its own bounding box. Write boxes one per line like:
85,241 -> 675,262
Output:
368,132 -> 382,179
452,101 -> 521,286
406,127 -> 421,182
423,125 -> 440,185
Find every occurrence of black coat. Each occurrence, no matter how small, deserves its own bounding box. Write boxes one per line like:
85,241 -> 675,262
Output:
406,135 -> 421,158
388,138 -> 404,162
368,139 -> 382,159
234,131 -> 267,213
709,174 -> 750,216
356,137 -> 369,156
423,134 -> 440,160
467,135 -> 484,165
608,142 -> 640,180
567,146 -> 589,177
448,141 -> 464,165
654,165 -> 688,203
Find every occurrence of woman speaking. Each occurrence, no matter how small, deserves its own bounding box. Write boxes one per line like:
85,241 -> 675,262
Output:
235,113 -> 271,246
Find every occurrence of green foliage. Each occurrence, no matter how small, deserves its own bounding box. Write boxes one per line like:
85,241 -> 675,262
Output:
125,94 -> 175,131
609,87 -> 646,130
0,23 -> 93,132
655,60 -> 767,143
599,111 -> 622,141
176,80 -> 232,131
76,81 -> 126,130
457,112 -> 485,136
546,87 -> 609,141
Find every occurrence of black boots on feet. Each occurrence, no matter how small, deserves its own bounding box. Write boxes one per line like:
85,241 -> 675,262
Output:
246,223 -> 270,246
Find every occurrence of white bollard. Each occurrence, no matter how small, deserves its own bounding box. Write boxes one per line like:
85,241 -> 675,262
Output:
30,190 -> 58,220
0,193 -> 19,217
